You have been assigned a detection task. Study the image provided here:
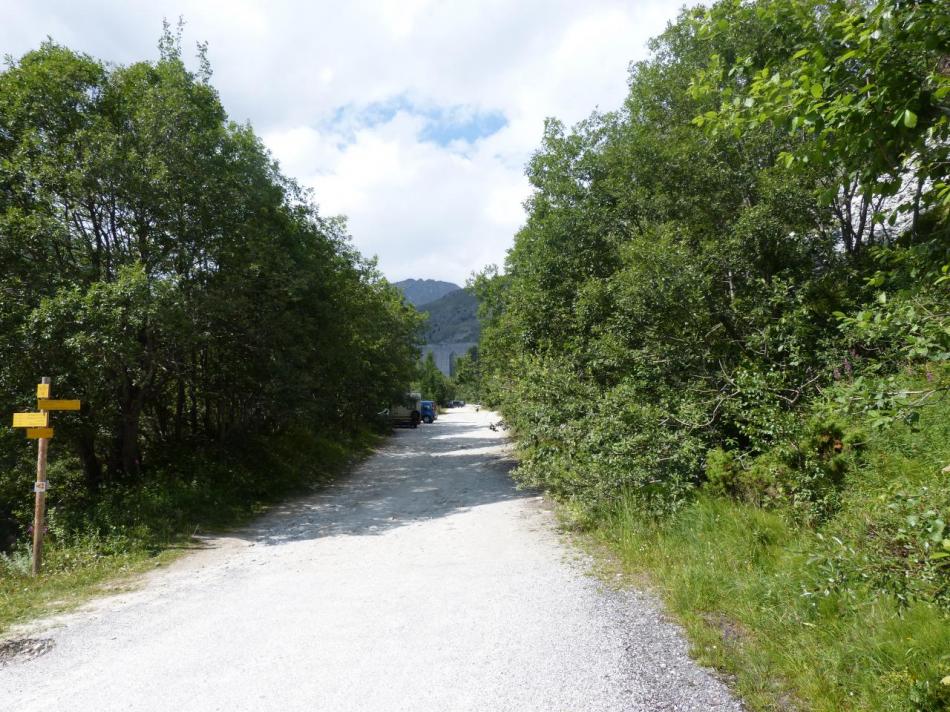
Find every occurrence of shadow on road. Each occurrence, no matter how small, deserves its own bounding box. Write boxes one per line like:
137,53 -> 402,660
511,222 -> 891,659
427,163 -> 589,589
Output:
235,414 -> 531,546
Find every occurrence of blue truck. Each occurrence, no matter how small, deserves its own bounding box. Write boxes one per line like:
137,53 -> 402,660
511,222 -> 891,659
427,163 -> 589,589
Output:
420,400 -> 437,424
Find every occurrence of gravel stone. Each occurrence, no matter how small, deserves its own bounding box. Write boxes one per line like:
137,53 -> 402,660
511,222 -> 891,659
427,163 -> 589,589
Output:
0,407 -> 741,711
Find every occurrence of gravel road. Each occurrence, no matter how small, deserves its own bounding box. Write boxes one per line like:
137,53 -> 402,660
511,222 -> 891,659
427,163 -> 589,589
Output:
0,407 -> 740,711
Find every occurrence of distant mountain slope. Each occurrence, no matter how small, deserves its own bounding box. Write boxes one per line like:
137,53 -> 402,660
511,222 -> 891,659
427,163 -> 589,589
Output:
420,288 -> 480,344
394,278 -> 460,307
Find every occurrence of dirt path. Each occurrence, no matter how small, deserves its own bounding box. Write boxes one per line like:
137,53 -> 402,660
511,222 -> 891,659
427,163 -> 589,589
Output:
0,407 -> 740,711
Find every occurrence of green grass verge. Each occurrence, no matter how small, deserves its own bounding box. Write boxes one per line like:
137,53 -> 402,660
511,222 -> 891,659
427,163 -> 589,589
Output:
594,390 -> 950,711
0,544 -> 181,636
600,497 -> 950,710
0,425 -> 377,637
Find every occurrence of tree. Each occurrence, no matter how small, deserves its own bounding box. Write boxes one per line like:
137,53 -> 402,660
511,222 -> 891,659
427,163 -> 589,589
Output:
453,346 -> 482,402
417,352 -> 451,405
0,35 -> 422,531
474,0 -> 947,511
691,0 -> 950,247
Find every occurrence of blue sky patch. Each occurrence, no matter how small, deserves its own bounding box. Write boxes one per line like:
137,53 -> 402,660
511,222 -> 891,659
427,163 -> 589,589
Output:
328,96 -> 507,146
420,108 -> 507,145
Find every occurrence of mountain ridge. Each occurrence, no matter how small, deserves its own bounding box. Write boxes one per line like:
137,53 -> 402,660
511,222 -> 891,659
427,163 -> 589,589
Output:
394,278 -> 480,346
394,278 -> 460,307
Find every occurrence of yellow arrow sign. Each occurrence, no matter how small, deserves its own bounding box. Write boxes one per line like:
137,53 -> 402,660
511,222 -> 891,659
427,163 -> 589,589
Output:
26,427 -> 53,439
36,383 -> 50,399
13,412 -> 50,428
37,399 -> 81,411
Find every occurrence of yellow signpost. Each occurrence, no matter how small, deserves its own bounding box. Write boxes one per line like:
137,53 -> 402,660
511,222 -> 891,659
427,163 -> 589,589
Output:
10,377 -> 81,576
12,412 -> 49,428
37,399 -> 81,411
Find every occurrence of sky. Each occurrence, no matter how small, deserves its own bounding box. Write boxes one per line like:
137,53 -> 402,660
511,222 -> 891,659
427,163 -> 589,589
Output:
2,1 -> 697,285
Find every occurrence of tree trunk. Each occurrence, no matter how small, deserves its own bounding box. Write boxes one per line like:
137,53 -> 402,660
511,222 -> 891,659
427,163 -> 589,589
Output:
109,380 -> 143,478
120,407 -> 142,477
202,350 -> 212,436
175,376 -> 185,441
189,351 -> 198,436
76,434 -> 103,491
154,400 -> 169,442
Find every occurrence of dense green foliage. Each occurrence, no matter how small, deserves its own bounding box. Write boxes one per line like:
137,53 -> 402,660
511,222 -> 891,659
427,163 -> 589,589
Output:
474,1 -> 949,707
416,351 -> 452,406
0,33 -> 422,555
452,345 -> 482,403
478,0 -> 948,519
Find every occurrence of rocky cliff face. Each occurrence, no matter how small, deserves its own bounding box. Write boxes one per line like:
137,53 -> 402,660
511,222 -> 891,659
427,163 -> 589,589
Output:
419,289 -> 479,344
396,279 -> 481,376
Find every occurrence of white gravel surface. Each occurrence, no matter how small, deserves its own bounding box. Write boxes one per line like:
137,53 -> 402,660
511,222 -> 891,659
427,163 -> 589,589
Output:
0,406 -> 740,711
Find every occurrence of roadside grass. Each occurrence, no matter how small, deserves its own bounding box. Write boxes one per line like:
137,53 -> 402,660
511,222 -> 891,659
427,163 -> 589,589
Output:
0,542 -> 180,636
601,497 -> 950,710
0,425 -> 376,637
594,388 -> 950,711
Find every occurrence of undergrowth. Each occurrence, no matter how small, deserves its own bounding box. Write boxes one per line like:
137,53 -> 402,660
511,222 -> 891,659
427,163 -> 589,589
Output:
596,375 -> 950,711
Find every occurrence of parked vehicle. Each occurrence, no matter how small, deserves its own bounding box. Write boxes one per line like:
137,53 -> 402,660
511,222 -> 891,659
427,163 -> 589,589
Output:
388,392 -> 422,428
420,400 -> 437,424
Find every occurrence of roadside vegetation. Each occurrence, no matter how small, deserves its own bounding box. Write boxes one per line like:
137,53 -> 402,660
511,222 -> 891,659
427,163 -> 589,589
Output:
0,27 -> 422,632
471,1 -> 950,709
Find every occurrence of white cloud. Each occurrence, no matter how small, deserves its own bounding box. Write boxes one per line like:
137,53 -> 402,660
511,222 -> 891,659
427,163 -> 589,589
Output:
1,0 -> 699,283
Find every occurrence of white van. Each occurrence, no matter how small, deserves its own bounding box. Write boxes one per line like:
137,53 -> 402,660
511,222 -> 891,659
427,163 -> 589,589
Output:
389,392 -> 422,428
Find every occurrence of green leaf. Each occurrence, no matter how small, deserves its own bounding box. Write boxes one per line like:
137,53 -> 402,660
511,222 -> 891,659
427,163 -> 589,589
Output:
810,83 -> 823,99
903,109 -> 918,128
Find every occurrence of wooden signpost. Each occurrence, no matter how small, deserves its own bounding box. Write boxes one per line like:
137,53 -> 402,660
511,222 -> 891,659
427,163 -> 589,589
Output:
10,377 -> 82,576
